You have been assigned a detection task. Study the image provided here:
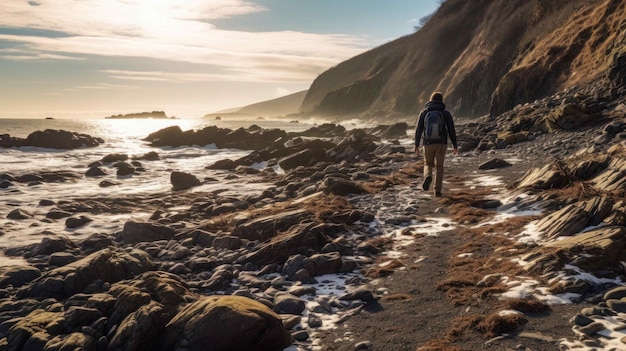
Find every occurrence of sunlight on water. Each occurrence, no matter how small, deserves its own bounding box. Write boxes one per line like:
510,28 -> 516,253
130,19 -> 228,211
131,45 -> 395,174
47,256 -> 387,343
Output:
1,117 -> 323,263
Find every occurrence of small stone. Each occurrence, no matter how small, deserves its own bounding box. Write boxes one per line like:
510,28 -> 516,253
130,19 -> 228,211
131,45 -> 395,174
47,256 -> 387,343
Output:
307,315 -> 323,328
578,321 -> 605,336
354,340 -> 372,350
570,314 -> 594,327
292,330 -> 309,341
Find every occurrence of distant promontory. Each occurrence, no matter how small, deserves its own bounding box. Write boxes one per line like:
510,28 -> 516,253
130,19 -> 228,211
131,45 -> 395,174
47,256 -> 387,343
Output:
105,111 -> 176,119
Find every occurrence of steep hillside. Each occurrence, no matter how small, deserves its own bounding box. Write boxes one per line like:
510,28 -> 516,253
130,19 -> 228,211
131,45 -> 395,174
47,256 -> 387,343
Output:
301,0 -> 625,120
206,90 -> 307,119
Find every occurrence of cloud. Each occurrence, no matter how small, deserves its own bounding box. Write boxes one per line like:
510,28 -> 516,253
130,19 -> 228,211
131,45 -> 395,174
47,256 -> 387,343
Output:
0,0 -> 369,83
0,47 -> 84,61
275,87 -> 291,97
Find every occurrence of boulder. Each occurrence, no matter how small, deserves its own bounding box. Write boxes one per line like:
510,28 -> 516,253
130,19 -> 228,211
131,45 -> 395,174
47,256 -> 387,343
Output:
6,309 -> 65,350
170,171 -> 202,190
542,226 -> 626,272
6,209 -> 32,220
24,129 -> 103,149
278,148 -> 327,170
296,123 -> 346,137
17,248 -> 155,299
536,197 -> 615,239
46,208 -> 73,219
158,295 -> 291,351
546,103 -> 594,131
102,153 -> 129,163
0,266 -> 41,288
212,236 -> 242,250
108,301 -> 168,351
591,157 -> 626,191
44,332 -> 97,351
511,163 -> 569,190
143,126 -> 184,147
122,221 -> 176,244
246,223 -> 331,265
366,123 -> 408,139
273,293 -> 306,315
85,166 -> 107,177
134,151 -> 160,161
115,163 -> 135,176
65,215 -> 93,229
479,158 -> 512,170
231,209 -> 310,241
319,176 -> 367,196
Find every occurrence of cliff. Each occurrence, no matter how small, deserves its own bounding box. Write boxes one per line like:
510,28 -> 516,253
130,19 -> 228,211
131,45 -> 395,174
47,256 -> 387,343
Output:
300,0 -> 626,120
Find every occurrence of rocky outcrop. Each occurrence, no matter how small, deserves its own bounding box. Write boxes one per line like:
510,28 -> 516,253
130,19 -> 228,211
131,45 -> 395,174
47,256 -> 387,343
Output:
17,249 -> 155,299
143,125 -> 288,150
158,296 -> 291,351
0,129 -> 104,149
299,0 -> 626,120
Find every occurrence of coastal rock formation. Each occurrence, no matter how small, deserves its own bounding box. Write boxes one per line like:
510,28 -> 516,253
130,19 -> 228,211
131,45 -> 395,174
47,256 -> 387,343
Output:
159,296 -> 291,351
299,0 -> 626,120
0,129 -> 104,149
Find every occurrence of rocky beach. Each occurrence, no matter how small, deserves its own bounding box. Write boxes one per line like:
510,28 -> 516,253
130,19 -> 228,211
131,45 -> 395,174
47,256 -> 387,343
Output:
1,81 -> 626,350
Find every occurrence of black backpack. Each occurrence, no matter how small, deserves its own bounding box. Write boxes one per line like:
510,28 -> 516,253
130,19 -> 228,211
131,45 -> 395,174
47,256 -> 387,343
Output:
423,110 -> 446,144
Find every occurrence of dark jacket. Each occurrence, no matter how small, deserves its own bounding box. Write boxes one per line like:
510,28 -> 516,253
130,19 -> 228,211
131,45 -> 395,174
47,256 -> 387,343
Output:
414,101 -> 458,148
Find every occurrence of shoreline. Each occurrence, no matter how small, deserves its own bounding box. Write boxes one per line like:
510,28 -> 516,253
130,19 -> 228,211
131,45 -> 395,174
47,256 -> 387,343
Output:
0,120 -> 625,350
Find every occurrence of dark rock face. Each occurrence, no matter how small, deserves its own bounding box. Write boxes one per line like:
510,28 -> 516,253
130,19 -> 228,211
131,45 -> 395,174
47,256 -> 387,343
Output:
143,125 -> 288,150
170,171 -> 202,190
298,0 -> 625,120
158,295 -> 291,351
0,129 -> 103,149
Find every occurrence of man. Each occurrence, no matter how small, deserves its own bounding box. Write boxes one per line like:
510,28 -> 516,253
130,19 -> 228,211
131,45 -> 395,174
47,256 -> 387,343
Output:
414,92 -> 458,197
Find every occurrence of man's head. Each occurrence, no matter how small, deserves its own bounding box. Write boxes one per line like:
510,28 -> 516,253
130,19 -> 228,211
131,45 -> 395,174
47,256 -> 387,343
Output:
430,92 -> 443,102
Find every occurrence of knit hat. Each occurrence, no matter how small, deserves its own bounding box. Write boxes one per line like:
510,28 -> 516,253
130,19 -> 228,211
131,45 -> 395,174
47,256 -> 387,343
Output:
430,92 -> 443,102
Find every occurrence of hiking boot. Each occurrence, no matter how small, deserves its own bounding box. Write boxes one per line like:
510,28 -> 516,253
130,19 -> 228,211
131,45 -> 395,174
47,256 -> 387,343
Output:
422,175 -> 432,191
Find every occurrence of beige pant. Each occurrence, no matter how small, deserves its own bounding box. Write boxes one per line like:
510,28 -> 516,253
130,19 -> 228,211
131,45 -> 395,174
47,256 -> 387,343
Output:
423,143 -> 447,192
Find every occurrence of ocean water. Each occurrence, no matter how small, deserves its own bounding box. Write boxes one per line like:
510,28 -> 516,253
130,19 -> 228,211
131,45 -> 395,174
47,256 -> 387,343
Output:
0,117 -> 324,264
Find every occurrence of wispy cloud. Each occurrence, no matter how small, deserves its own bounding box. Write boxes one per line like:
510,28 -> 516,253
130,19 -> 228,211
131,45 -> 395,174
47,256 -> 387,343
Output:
0,0 -> 368,83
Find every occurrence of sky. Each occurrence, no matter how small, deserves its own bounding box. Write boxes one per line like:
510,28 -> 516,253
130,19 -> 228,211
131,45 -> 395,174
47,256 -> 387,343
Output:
0,0 -> 440,119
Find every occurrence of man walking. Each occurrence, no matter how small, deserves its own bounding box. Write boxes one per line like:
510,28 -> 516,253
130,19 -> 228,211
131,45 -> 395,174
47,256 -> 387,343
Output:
414,92 -> 458,197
